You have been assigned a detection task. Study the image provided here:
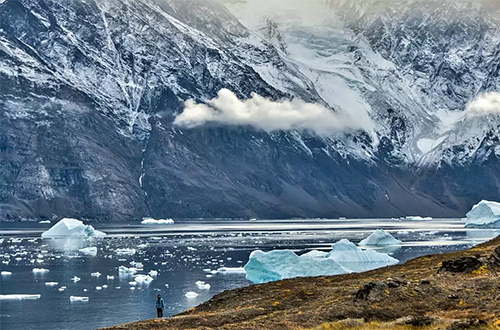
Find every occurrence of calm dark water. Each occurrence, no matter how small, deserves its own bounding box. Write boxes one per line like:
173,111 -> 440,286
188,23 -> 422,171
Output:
0,218 -> 498,330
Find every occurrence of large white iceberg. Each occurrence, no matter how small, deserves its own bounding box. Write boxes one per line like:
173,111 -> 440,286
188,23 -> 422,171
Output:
466,200 -> 500,228
41,218 -> 106,238
244,239 -> 399,284
359,229 -> 402,246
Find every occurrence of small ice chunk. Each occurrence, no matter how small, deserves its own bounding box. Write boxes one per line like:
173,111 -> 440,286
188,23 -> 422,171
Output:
79,247 -> 98,256
119,266 -> 138,276
134,275 -> 153,283
405,216 -> 433,220
141,218 -> 174,225
116,248 -> 136,256
195,281 -> 210,290
0,294 -> 41,300
216,267 -> 246,274
466,200 -> 500,228
70,296 -> 89,302
185,291 -> 198,298
41,218 -> 106,238
1,271 -> 12,276
359,230 -> 402,246
32,268 -> 49,273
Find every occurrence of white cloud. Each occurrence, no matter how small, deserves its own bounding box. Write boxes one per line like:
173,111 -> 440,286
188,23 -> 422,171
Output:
466,92 -> 500,117
173,89 -> 376,137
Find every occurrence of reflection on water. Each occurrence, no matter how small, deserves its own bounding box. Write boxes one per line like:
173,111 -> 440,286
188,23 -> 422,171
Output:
0,218 -> 498,330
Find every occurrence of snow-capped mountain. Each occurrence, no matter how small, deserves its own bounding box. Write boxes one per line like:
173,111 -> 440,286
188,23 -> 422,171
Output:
0,0 -> 499,221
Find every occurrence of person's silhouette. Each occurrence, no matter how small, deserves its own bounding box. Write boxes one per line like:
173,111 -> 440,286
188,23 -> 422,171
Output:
156,294 -> 165,318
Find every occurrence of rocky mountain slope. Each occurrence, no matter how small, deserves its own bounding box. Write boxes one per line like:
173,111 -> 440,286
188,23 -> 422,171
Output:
102,235 -> 500,329
0,0 -> 499,221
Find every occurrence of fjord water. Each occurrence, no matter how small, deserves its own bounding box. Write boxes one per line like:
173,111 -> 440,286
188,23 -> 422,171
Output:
1,219 -> 498,330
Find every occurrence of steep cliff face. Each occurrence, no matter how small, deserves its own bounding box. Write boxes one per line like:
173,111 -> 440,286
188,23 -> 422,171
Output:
0,0 -> 499,221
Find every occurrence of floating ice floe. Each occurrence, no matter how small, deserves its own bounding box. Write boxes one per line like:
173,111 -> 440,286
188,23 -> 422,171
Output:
141,218 -> 174,225
1,271 -> 12,276
244,239 -> 398,284
79,247 -> 98,256
359,229 -> 402,246
41,218 -> 106,238
406,216 -> 433,220
118,265 -> 139,276
32,268 -> 49,273
466,200 -> 500,228
0,294 -> 41,300
116,248 -> 136,256
195,281 -> 210,290
70,296 -> 89,302
185,291 -> 198,298
134,275 -> 153,284
216,267 -> 246,274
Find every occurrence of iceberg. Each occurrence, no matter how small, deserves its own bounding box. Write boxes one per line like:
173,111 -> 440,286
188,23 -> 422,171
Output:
326,239 -> 399,272
41,218 -> 106,238
134,274 -> 153,284
466,200 -> 500,228
141,218 -> 174,225
185,291 -> 198,298
359,230 -> 402,246
70,296 -> 89,302
116,248 -> 136,256
118,265 -> 139,276
244,239 -> 399,284
32,268 -> 49,273
216,267 -> 246,274
244,249 -> 350,284
79,247 -> 97,256
0,294 -> 41,300
195,281 -> 211,290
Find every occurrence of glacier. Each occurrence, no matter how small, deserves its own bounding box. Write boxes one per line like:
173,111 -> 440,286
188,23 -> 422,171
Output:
466,200 -> 500,228
41,219 -> 106,238
244,239 -> 398,284
359,230 -> 402,246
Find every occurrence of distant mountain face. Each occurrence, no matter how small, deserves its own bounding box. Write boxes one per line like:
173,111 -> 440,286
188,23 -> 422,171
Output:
0,0 -> 499,221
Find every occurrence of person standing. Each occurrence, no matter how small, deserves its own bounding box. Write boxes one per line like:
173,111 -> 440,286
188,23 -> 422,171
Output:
156,294 -> 165,318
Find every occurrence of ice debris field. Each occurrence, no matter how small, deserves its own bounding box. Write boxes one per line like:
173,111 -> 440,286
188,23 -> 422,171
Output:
1,214 -> 500,330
